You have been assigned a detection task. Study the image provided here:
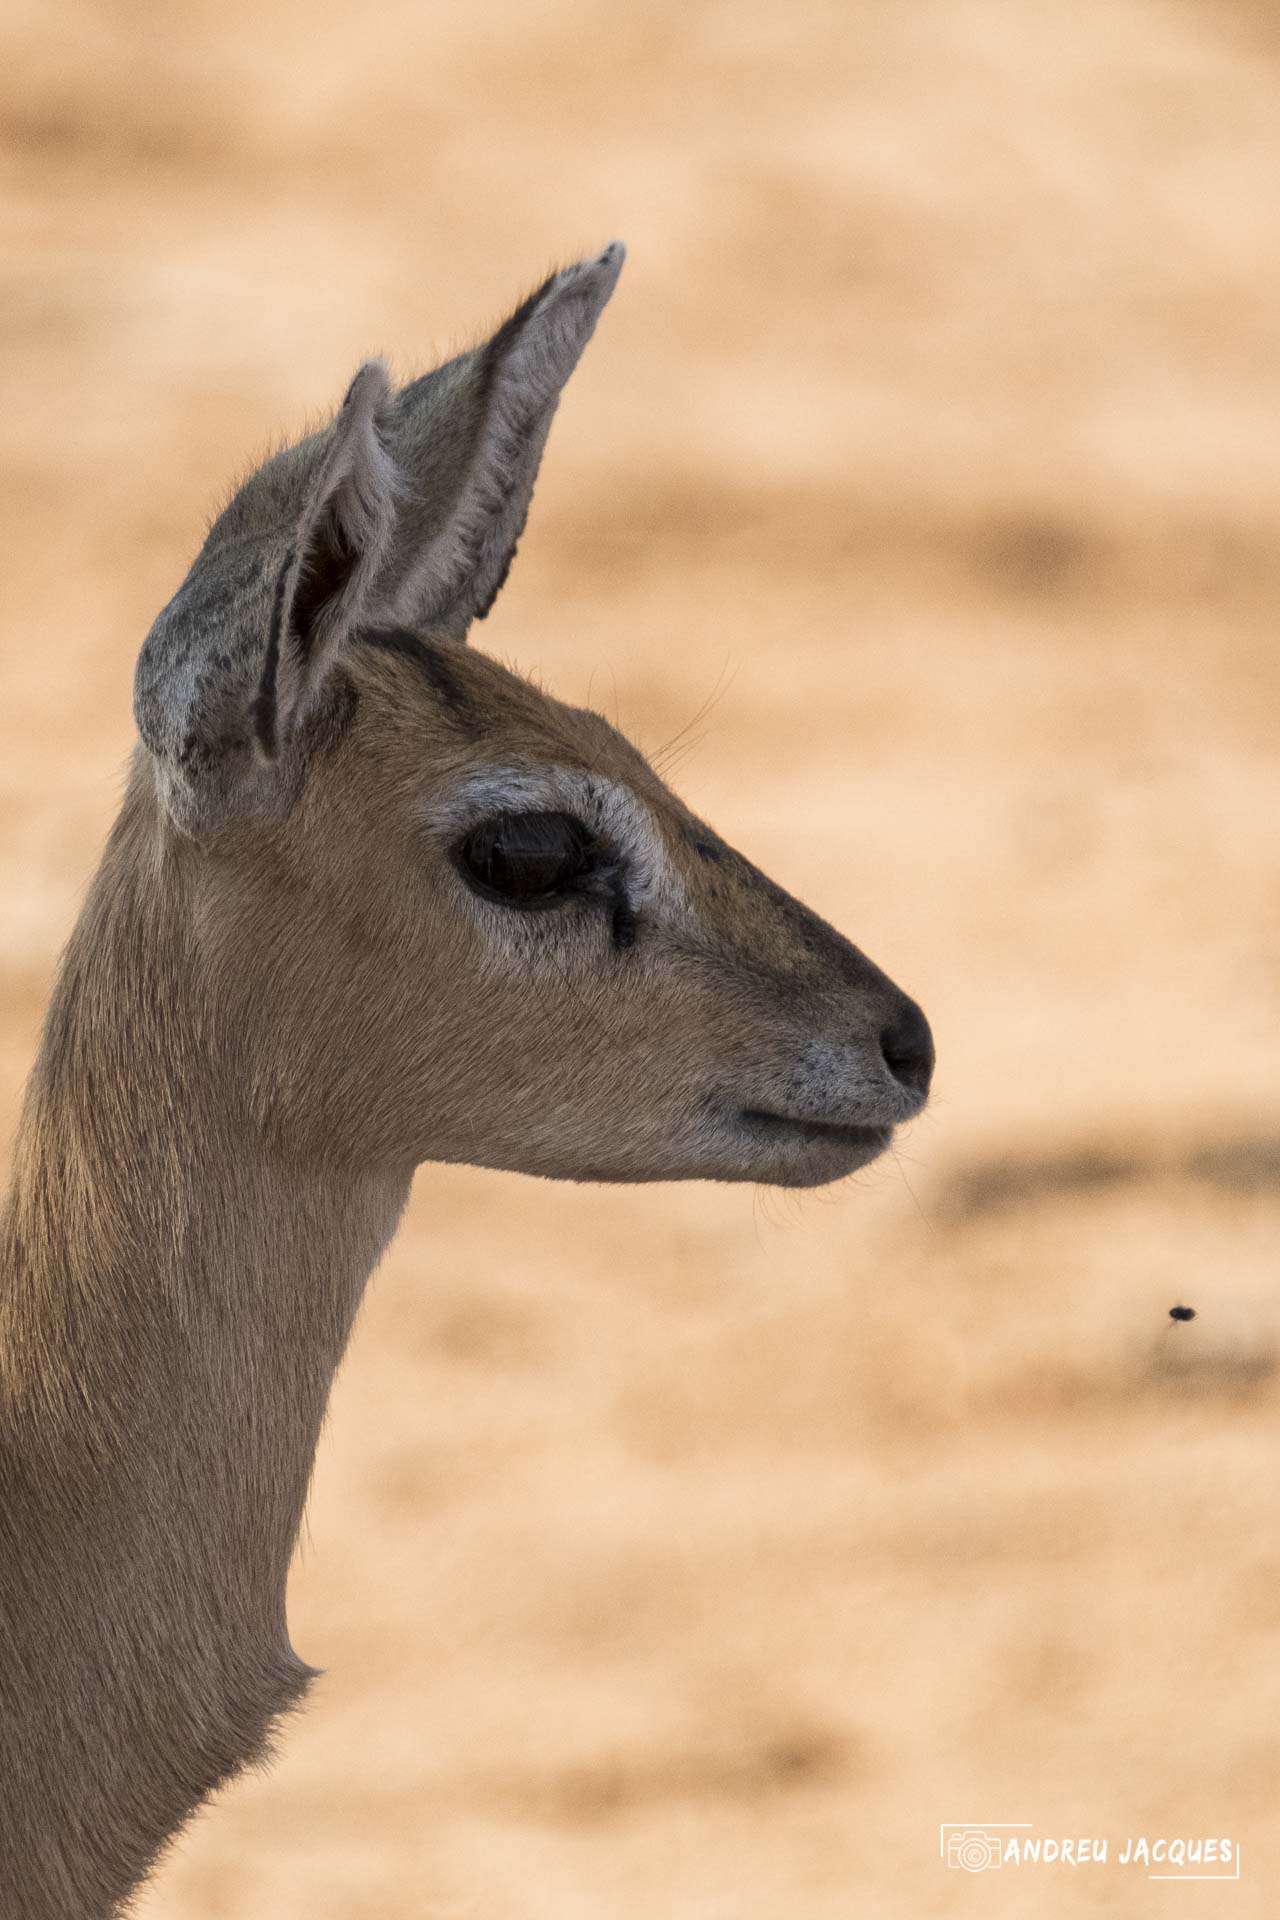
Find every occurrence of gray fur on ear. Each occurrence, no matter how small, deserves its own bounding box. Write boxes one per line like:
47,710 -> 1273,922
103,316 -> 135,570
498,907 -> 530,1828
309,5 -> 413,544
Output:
134,360 -> 399,828
386,240 -> 625,638
257,360 -> 399,756
132,244 -> 625,833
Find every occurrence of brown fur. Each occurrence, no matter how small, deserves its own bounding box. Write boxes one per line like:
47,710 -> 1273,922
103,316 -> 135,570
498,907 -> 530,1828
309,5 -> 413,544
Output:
0,249 -> 931,1915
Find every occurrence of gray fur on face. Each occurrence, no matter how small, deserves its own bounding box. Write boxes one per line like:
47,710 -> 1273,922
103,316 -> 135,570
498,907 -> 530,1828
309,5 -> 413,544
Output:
133,242 -> 626,833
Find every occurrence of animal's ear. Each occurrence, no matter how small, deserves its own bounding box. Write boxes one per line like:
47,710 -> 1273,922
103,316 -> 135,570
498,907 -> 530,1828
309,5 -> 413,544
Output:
385,240 -> 625,639
254,360 -> 398,755
133,244 -> 624,833
134,359 -> 398,828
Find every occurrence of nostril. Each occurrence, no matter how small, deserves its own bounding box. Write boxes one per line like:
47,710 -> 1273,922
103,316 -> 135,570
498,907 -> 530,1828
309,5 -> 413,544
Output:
879,998 -> 934,1097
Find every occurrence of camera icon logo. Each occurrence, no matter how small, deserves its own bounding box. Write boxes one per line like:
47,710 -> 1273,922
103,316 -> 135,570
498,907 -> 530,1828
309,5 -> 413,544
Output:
947,1829 -> 1003,1872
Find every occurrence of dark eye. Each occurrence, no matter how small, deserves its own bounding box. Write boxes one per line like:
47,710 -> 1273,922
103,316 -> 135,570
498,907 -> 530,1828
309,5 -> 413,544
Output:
452,810 -> 597,908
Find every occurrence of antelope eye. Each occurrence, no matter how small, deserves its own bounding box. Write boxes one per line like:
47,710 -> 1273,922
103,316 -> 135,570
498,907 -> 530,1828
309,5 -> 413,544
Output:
453,810 -> 597,907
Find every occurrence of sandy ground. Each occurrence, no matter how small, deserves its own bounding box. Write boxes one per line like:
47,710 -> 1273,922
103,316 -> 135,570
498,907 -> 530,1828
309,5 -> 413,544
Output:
2,1 -> 1279,1914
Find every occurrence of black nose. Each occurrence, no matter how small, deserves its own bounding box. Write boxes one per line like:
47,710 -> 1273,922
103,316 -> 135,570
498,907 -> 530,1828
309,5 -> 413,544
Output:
879,997 -> 934,1098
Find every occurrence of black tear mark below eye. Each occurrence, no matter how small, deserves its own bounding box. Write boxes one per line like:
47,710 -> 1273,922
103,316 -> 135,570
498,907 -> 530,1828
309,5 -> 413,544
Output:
610,870 -> 637,951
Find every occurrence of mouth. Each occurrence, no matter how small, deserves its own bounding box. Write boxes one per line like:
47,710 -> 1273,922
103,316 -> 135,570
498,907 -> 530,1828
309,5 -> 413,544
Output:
737,1107 -> 893,1175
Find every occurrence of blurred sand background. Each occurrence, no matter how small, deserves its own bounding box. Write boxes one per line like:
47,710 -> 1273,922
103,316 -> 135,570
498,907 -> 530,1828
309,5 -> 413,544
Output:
2,1 -> 1280,1914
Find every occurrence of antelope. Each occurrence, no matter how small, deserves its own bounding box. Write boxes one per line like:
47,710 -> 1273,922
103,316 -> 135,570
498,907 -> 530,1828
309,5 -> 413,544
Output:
0,242 -> 933,1918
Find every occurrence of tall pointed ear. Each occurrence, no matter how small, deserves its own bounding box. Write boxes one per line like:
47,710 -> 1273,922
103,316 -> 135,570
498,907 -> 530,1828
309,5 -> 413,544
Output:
254,359 -> 398,755
386,240 -> 625,639
135,359 -> 399,830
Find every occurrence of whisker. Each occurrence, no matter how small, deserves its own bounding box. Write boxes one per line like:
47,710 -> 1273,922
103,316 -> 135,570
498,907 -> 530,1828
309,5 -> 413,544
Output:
649,655 -> 737,771
890,1144 -> 936,1236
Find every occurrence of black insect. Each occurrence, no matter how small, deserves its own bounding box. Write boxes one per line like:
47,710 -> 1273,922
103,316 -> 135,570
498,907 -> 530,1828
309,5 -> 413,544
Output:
1168,1304 -> 1197,1323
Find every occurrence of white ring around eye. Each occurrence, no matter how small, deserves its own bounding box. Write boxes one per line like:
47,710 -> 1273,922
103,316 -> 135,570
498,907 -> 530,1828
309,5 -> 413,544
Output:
426,765 -> 687,921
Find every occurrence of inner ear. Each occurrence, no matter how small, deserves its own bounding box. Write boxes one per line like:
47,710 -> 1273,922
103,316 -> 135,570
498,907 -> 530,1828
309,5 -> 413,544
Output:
260,359 -> 399,756
291,496 -> 360,657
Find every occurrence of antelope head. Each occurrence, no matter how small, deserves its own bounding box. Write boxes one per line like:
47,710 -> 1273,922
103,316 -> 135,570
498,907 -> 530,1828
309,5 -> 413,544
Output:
134,243 -> 932,1190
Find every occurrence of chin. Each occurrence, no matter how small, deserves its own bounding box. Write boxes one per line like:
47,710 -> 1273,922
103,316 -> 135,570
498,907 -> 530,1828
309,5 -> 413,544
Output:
730,1114 -> 896,1188
483,1116 -> 897,1187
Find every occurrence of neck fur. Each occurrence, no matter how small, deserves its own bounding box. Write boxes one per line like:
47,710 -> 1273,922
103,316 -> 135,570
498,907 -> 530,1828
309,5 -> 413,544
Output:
0,792 -> 408,1919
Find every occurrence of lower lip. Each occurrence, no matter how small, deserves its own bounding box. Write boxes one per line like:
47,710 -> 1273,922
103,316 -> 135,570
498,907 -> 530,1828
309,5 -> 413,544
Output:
738,1110 -> 893,1155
